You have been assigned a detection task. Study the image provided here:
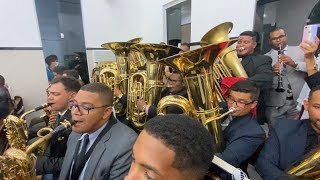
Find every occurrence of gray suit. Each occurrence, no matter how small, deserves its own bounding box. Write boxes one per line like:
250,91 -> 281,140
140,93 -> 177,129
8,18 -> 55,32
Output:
264,46 -> 307,126
59,117 -> 137,180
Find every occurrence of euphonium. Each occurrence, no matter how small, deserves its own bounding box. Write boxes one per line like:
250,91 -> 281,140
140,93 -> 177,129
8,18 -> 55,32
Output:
127,43 -> 181,130
200,22 -> 248,78
0,120 -> 73,180
157,42 -> 236,152
286,149 -> 320,179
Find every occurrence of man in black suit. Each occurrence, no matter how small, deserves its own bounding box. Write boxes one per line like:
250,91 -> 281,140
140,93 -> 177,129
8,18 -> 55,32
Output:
34,76 -> 81,180
212,80 -> 266,179
236,31 -> 273,124
136,71 -> 188,119
255,86 -> 320,180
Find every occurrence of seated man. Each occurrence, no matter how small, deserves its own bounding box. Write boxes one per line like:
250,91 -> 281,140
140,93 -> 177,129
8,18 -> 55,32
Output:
33,76 -> 81,179
59,83 -> 137,180
124,114 -> 214,180
136,71 -> 188,119
214,80 -> 266,179
255,86 -> 320,179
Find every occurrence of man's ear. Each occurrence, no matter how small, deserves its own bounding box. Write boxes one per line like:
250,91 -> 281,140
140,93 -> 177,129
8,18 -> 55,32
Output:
102,107 -> 113,120
253,41 -> 257,49
250,100 -> 258,110
304,99 -> 309,112
69,92 -> 77,99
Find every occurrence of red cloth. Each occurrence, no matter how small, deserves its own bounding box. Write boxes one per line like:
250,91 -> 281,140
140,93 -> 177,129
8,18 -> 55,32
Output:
221,77 -> 257,117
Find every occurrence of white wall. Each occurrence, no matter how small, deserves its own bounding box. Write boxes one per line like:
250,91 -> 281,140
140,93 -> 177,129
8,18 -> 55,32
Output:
0,0 -> 42,47
276,0 -> 318,45
191,0 -> 257,42
0,0 -> 48,120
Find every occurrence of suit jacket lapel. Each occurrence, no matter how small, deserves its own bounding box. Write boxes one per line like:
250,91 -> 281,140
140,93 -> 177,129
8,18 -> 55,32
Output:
241,55 -> 251,68
61,133 -> 81,180
83,128 -> 113,179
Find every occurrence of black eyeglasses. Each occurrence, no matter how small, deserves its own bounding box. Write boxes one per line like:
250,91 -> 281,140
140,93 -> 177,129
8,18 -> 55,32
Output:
68,100 -> 111,115
167,77 -> 182,84
226,96 -> 254,108
270,34 -> 286,41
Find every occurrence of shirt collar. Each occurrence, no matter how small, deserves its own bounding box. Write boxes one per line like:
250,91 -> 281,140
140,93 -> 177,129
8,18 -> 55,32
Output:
79,121 -> 109,143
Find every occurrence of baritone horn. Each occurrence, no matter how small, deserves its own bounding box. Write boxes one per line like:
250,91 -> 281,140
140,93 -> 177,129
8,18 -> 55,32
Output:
157,42 -> 236,152
127,43 -> 181,130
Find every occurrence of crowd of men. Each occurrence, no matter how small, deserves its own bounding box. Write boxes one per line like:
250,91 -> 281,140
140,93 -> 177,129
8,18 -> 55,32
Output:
0,24 -> 319,180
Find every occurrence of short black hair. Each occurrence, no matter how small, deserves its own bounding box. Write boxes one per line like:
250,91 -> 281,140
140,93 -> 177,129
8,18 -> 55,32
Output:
63,69 -> 79,79
240,31 -> 258,43
144,114 -> 214,178
0,75 -> 4,86
80,83 -> 113,106
50,76 -> 81,93
269,27 -> 286,38
53,66 -> 67,75
227,80 -> 260,101
45,55 -> 58,66
309,86 -> 320,99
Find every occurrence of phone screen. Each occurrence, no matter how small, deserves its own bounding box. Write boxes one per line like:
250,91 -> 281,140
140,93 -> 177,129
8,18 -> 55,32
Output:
302,24 -> 320,43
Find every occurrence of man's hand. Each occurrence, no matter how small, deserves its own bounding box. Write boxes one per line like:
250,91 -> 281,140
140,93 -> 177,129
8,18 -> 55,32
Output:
279,55 -> 296,67
48,112 -> 58,126
299,36 -> 320,59
272,63 -> 282,75
136,99 -> 147,112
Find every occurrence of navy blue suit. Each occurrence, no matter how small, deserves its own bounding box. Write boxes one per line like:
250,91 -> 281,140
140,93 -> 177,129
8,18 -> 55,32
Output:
214,112 -> 265,179
217,113 -> 266,166
255,119 -> 313,180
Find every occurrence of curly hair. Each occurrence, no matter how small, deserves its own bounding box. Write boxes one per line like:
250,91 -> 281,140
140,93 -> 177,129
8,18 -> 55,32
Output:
144,114 -> 214,178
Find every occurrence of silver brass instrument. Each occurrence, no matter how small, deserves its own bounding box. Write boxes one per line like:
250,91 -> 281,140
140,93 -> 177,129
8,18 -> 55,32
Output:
275,44 -> 286,92
157,42 -> 236,152
127,43 -> 181,130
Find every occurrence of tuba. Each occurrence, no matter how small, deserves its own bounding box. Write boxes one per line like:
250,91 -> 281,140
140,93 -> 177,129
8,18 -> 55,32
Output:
200,22 -> 248,102
0,120 -> 72,180
157,42 -> 236,152
126,44 -> 181,130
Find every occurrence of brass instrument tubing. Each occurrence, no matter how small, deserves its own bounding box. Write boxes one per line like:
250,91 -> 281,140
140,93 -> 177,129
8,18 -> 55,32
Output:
204,107 -> 236,125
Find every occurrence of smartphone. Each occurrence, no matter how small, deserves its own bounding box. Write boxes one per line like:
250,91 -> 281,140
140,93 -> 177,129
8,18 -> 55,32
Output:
302,24 -> 320,43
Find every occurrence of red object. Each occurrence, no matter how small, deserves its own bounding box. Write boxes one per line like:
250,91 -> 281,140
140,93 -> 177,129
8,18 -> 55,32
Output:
221,77 -> 257,117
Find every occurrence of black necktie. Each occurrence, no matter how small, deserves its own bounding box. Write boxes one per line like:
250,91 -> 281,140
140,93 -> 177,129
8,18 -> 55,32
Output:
71,134 -> 90,179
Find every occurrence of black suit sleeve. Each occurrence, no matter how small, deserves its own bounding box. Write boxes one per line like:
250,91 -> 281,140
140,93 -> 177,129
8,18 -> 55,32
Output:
255,127 -> 286,179
147,105 -> 157,119
248,55 -> 273,88
305,72 -> 320,89
36,156 -> 64,175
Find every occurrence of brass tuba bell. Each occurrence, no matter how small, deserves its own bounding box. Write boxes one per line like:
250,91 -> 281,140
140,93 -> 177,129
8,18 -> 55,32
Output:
157,42 -> 236,152
200,22 -> 248,78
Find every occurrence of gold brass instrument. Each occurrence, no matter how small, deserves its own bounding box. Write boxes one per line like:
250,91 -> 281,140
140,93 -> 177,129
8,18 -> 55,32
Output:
127,37 -> 143,44
3,103 -> 51,150
36,107 -> 58,138
200,22 -> 248,78
275,44 -> 286,92
0,120 -> 72,180
287,150 -> 320,179
157,42 -> 236,152
127,44 -> 181,130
